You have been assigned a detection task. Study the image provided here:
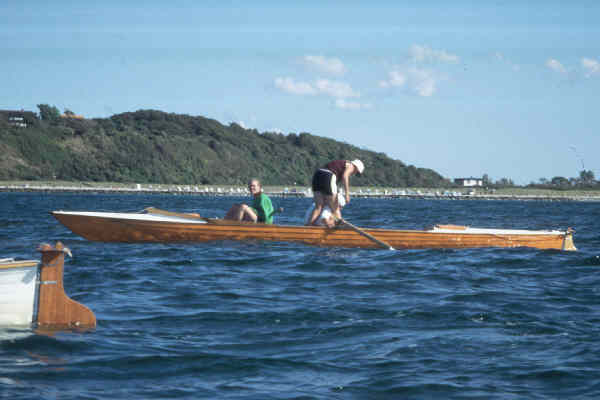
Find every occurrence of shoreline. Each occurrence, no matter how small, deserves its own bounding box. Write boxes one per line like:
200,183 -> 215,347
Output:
2,182 -> 600,202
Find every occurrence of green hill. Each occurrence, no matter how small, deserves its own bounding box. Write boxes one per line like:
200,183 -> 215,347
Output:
0,108 -> 449,187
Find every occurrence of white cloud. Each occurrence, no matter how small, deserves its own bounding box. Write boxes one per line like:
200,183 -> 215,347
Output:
378,70 -> 406,88
582,57 -> 600,77
546,59 -> 567,74
304,55 -> 346,75
315,79 -> 359,98
275,77 -> 359,99
410,68 -> 436,97
335,99 -> 372,110
494,52 -> 520,71
380,67 -> 437,97
275,57 -> 368,110
378,45 -> 453,97
410,45 -> 459,64
274,77 -> 317,95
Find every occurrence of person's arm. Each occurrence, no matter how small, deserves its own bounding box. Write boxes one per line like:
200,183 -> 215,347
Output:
342,161 -> 352,204
259,194 -> 274,224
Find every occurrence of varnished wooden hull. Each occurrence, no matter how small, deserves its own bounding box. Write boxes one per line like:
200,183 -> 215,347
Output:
0,243 -> 96,331
52,210 -> 576,251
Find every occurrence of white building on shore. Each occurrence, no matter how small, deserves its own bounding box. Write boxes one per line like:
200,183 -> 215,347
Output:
454,177 -> 483,187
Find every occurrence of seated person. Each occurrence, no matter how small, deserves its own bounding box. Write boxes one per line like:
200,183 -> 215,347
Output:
304,192 -> 346,228
224,179 -> 274,224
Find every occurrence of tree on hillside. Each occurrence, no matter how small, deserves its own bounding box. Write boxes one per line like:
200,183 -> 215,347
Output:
482,173 -> 490,186
495,177 -> 514,187
37,104 -> 61,122
551,176 -> 570,188
3,108 -> 450,186
579,170 -> 595,185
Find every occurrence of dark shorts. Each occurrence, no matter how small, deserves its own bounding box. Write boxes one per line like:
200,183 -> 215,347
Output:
312,169 -> 337,195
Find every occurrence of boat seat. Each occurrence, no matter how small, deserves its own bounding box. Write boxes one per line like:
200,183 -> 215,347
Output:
432,224 -> 469,231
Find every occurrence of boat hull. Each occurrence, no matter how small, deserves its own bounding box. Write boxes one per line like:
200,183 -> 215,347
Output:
0,244 -> 96,330
52,210 -> 576,251
0,261 -> 39,325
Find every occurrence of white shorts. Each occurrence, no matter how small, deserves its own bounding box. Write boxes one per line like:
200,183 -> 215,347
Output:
304,205 -> 334,226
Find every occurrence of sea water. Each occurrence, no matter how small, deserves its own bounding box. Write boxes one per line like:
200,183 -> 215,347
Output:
1,192 -> 599,399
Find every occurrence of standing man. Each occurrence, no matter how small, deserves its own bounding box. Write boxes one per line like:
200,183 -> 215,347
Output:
306,159 -> 364,226
225,178 -> 274,224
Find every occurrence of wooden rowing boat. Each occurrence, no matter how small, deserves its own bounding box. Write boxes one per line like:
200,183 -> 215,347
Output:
51,208 -> 576,251
0,242 -> 96,330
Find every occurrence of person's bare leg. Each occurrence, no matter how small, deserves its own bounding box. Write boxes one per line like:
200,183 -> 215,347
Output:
240,205 -> 258,222
308,204 -> 323,226
328,196 -> 341,220
224,204 -> 242,220
226,204 -> 256,221
307,192 -> 326,225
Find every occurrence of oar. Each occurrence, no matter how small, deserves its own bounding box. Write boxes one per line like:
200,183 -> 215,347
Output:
338,217 -> 395,251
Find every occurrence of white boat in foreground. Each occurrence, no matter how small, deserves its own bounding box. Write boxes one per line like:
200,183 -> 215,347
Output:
0,242 -> 96,331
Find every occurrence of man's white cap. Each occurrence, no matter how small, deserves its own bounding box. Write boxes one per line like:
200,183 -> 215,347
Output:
351,159 -> 364,175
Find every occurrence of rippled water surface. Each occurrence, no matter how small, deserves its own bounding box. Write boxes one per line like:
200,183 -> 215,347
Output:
1,192 -> 599,399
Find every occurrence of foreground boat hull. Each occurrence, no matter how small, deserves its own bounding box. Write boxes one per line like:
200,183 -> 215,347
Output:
0,243 -> 96,330
52,210 -> 576,251
0,260 -> 38,325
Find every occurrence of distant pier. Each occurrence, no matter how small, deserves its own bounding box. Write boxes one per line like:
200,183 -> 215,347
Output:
2,183 -> 599,202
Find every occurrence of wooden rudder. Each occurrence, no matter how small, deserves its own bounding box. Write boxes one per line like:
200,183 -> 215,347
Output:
36,243 -> 96,330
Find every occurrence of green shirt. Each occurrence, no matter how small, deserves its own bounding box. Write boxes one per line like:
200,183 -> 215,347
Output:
252,192 -> 274,224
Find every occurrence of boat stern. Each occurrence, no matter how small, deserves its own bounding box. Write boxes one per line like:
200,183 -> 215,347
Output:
562,228 -> 577,251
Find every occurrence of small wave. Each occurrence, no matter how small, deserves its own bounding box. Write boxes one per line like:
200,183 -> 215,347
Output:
580,255 -> 600,266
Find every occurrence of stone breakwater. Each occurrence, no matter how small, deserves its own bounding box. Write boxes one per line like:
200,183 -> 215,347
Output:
2,183 -> 600,202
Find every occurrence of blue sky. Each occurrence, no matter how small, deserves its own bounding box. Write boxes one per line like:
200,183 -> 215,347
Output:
2,1 -> 598,185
